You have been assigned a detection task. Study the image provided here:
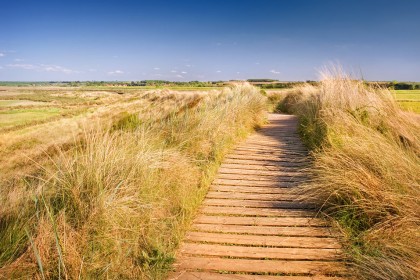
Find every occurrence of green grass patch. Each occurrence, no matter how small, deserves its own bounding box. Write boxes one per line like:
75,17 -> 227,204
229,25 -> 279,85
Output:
0,100 -> 48,107
0,108 -> 62,128
397,101 -> 420,113
392,90 -> 420,101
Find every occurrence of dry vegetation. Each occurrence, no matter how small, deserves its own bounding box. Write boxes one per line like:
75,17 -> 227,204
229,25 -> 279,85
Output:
0,84 -> 266,279
280,68 -> 420,279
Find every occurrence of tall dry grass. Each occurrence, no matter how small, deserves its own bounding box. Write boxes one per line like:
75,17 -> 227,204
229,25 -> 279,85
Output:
281,68 -> 420,279
0,84 -> 266,279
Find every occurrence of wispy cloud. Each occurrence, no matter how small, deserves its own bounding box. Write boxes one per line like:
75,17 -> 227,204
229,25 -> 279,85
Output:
0,53 -> 5,57
216,70 -> 221,73
7,63 -> 78,73
176,74 -> 184,78
181,71 -> 187,74
269,69 -> 280,74
41,64 -> 77,74
185,64 -> 191,67
108,70 -> 124,75
170,70 -> 177,73
153,67 -> 160,70
7,63 -> 37,70
14,58 -> 24,62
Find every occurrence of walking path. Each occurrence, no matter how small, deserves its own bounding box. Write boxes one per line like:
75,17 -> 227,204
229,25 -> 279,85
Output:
169,114 -> 347,279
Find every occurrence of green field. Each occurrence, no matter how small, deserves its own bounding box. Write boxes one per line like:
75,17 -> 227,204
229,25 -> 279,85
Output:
393,90 -> 420,113
0,108 -> 62,128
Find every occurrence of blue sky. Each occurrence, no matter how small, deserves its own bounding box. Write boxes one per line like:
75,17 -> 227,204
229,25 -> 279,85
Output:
1,0 -> 419,81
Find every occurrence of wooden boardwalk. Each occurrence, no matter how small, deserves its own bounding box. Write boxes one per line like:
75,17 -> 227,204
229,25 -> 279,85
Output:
169,114 -> 347,279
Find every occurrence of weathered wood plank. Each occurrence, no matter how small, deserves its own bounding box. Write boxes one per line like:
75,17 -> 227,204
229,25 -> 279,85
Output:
223,158 -> 308,167
194,215 -> 327,227
203,199 -> 313,209
218,167 -> 304,177
226,153 -> 308,162
216,173 -> 307,182
199,206 -> 314,217
179,243 -> 343,260
220,163 -> 305,172
174,256 -> 346,275
169,271 -> 345,280
185,232 -> 342,249
206,191 -> 300,201
213,178 -> 299,187
192,224 -> 333,237
210,185 -> 300,194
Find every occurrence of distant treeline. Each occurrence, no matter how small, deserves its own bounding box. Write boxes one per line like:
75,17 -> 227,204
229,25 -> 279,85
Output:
1,80 -> 419,90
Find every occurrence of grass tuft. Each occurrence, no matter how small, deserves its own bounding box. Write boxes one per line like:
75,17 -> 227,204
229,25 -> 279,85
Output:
280,67 -> 420,279
0,84 -> 266,279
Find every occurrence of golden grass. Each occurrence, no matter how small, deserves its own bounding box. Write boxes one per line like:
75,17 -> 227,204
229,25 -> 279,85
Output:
281,67 -> 420,279
0,84 -> 266,279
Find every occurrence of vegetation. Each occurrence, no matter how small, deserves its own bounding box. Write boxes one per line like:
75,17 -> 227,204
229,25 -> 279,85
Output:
279,69 -> 420,279
0,84 -> 266,279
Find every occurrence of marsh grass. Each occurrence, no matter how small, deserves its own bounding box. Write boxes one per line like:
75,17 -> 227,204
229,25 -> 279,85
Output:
0,84 -> 266,279
281,67 -> 420,279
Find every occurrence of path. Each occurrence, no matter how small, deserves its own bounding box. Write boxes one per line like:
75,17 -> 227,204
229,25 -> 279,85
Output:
169,114 -> 347,279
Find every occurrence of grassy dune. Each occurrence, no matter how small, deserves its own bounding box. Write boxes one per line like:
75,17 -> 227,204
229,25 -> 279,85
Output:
0,84 -> 266,279
280,70 -> 420,279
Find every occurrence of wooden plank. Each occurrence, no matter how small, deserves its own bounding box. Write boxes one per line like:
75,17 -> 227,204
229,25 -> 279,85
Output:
199,206 -> 314,217
179,243 -> 342,260
223,158 -> 308,167
240,143 -> 305,151
203,199 -> 313,209
169,271 -> 345,280
235,146 -> 307,153
192,224 -> 333,237
210,185 -> 301,194
185,232 -> 342,249
199,206 -> 313,217
218,167 -> 304,177
226,153 -> 308,162
232,150 -> 308,157
206,191 -> 301,201
174,256 -> 346,274
213,178 -> 299,187
220,163 -> 305,172
194,215 -> 327,227
216,173 -> 307,182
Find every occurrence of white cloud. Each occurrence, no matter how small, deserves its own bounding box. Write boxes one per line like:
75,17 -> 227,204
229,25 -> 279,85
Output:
185,64 -> 191,67
41,64 -> 77,74
7,63 -> 78,74
14,58 -> 24,62
7,63 -> 37,70
0,66 -> 3,69
0,53 -> 5,57
153,67 -> 160,70
108,70 -> 124,75
270,70 -> 280,74
181,71 -> 187,74
170,70 -> 177,73
176,74 -> 184,78
216,70 -> 221,73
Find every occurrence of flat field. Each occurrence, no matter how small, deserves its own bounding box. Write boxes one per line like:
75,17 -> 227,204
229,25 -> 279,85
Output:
393,89 -> 420,113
